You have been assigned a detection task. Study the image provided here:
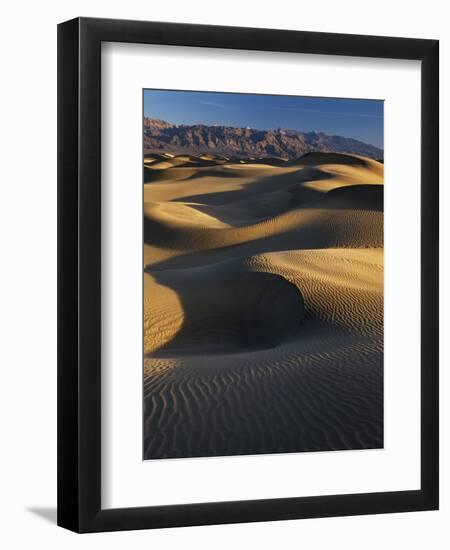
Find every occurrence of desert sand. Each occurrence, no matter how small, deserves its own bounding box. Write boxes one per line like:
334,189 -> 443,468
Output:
143,151 -> 384,459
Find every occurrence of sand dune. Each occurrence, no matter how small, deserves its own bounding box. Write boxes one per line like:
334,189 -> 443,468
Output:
145,268 -> 304,354
143,152 -> 384,459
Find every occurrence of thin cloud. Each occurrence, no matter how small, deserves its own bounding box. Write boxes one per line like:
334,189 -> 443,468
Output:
199,101 -> 233,110
267,106 -> 383,118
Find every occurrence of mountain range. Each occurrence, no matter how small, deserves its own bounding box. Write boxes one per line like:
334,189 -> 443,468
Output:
143,117 -> 383,160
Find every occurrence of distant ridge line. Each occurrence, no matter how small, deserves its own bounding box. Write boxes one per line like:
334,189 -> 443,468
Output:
144,117 -> 384,161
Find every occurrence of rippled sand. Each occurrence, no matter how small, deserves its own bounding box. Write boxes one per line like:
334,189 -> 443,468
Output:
143,152 -> 383,459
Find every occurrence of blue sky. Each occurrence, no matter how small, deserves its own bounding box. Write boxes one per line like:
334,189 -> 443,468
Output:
144,90 -> 384,149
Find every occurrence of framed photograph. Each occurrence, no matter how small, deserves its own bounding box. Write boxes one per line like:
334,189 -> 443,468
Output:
57,17 -> 439,532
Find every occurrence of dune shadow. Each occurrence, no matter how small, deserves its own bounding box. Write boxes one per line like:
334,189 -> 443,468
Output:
146,270 -> 305,356
189,183 -> 383,228
168,166 -> 329,208
180,168 -> 241,181
294,152 -> 376,167
308,184 -> 383,212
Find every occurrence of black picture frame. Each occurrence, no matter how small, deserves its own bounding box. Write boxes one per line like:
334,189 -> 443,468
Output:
57,17 -> 439,533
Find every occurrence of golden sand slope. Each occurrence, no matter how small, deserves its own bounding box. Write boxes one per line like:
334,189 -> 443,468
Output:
143,152 -> 384,459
